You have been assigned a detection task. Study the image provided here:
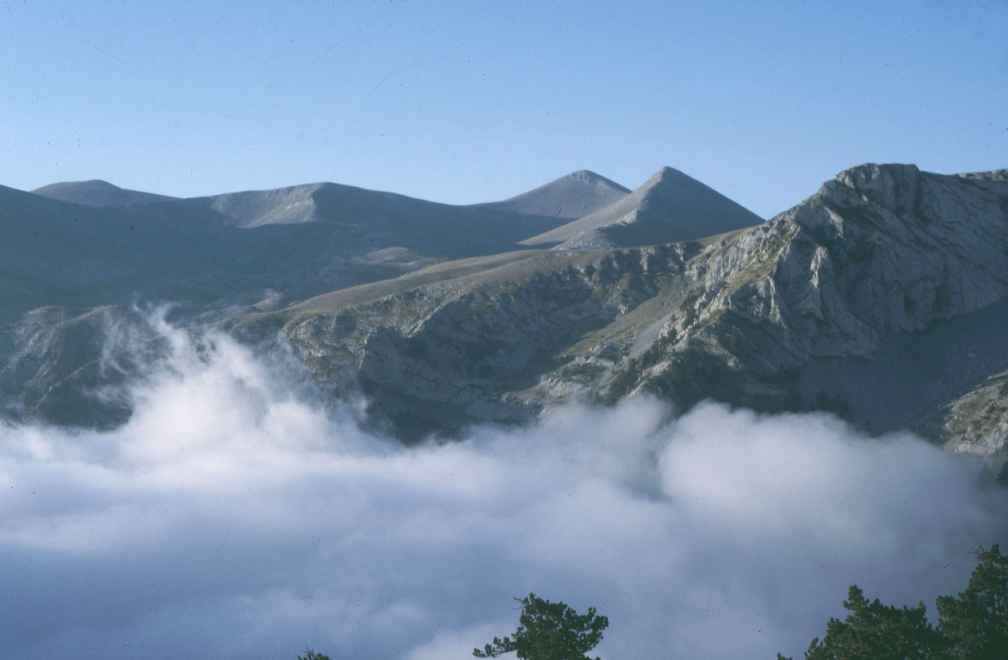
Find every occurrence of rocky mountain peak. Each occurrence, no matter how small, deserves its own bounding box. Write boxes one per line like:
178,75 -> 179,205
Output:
821,163 -> 923,212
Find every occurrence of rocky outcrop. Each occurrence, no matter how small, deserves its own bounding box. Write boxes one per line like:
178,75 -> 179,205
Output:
931,373 -> 1008,460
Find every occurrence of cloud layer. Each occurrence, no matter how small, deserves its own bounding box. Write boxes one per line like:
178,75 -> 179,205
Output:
1,321 -> 1005,659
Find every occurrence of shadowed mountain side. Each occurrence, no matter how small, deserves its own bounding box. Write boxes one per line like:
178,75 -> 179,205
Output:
33,179 -> 179,207
0,185 -> 441,316
33,178 -> 573,253
522,166 -> 763,249
4,178 -> 575,314
474,169 -> 630,219
790,297 -> 1008,463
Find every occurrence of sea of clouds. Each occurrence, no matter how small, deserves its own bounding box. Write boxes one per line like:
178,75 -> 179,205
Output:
1,316 -> 1005,659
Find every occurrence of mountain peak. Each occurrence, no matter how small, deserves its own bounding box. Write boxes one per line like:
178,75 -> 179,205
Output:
638,166 -> 690,189
35,179 -> 120,193
567,169 -> 620,185
33,179 -> 176,208
522,166 -> 762,249
478,170 -> 629,219
832,162 -> 920,190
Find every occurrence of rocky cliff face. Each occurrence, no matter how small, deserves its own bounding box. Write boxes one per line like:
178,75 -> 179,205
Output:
266,164 -> 1008,447
270,246 -> 695,437
650,163 -> 1008,377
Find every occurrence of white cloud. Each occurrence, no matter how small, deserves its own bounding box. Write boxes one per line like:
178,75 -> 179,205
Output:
0,322 -> 1004,659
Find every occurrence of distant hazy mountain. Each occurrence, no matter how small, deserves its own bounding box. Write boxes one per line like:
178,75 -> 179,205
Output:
522,166 -> 763,249
476,169 -> 630,219
0,183 -> 230,309
3,176 -> 571,316
190,182 -> 567,253
33,179 -> 178,207
34,178 -> 575,240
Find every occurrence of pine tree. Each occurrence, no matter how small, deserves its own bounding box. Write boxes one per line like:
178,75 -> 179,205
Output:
937,545 -> 1008,659
473,593 -> 609,660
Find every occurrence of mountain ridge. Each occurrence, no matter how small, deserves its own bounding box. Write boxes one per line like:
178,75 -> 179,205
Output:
32,170 -> 630,228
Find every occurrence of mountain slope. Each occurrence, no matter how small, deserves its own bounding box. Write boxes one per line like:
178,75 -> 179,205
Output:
476,169 -> 630,219
34,178 -> 573,254
202,183 -> 327,227
0,184 -> 229,305
0,183 -> 448,318
33,179 -> 178,207
522,166 -> 763,249
0,176 -> 574,427
243,164 -> 1008,444
8,163 -> 1008,458
5,175 -> 572,314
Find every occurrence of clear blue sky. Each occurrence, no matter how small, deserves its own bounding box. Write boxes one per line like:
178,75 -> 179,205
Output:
1,0 -> 1006,217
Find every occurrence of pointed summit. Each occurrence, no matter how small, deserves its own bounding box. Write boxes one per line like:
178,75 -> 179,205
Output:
33,179 -> 177,208
521,166 -> 763,249
477,169 -> 629,219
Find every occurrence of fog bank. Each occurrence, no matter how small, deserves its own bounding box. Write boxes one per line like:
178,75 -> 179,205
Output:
1,321 -> 1004,659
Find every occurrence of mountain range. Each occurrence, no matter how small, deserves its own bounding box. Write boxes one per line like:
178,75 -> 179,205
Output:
4,163 -> 1007,475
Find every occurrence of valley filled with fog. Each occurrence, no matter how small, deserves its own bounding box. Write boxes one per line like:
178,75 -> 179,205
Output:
4,3 -> 1007,657
2,314 -> 1004,659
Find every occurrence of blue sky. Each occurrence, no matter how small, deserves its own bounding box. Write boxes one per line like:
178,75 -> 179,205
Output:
1,0 -> 1005,217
